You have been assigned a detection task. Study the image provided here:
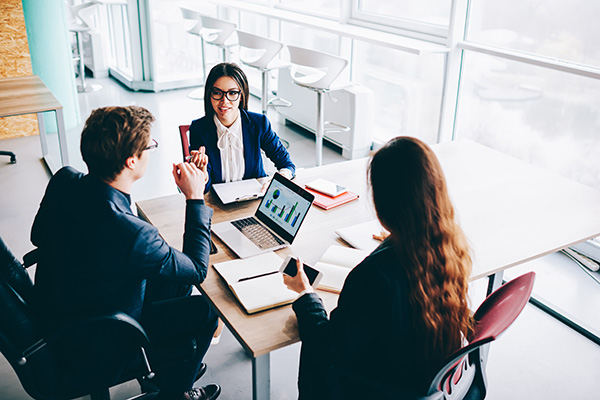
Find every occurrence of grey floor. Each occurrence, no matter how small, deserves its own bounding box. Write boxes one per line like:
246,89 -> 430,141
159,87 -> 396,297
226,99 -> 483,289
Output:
1,75 -> 599,399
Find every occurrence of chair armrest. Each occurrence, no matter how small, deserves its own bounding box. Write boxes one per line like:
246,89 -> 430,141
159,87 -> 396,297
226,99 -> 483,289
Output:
22,248 -> 40,268
22,312 -> 150,361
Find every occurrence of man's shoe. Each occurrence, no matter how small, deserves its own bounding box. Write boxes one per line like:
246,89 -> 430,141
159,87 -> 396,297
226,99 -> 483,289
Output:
195,363 -> 207,382
183,384 -> 221,400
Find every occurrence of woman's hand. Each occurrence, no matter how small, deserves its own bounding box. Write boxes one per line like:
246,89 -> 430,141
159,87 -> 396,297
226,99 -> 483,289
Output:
282,258 -> 313,294
187,146 -> 209,183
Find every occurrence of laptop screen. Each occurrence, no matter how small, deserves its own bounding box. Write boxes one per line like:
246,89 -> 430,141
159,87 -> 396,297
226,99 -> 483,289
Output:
255,173 -> 314,244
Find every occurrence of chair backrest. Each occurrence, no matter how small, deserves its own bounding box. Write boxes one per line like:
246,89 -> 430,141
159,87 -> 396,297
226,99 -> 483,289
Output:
68,1 -> 98,31
286,45 -> 348,90
199,15 -> 237,46
180,7 -> 204,35
0,236 -> 154,400
236,30 -> 284,69
425,271 -> 536,400
179,125 -> 191,161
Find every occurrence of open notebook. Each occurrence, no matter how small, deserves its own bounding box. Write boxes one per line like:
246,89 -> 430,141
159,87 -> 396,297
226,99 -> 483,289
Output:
213,252 -> 297,314
314,245 -> 370,293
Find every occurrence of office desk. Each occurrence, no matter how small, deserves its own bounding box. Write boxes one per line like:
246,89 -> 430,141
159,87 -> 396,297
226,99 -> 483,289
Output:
136,140 -> 600,400
0,75 -> 69,173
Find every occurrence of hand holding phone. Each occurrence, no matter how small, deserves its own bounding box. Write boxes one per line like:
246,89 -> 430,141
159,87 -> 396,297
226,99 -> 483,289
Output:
280,255 -> 323,292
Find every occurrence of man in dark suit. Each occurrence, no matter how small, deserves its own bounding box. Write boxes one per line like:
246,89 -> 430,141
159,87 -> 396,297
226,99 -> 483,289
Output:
31,106 -> 221,400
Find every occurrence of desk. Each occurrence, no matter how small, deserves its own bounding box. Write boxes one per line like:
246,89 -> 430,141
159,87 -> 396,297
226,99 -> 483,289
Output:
136,140 -> 600,400
0,75 -> 69,173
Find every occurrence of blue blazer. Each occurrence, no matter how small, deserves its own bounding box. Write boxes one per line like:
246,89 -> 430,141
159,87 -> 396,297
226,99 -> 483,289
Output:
31,167 -> 213,324
189,110 -> 295,192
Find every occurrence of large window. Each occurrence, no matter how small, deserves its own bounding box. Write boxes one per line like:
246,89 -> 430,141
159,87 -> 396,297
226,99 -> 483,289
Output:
455,52 -> 600,191
351,0 -> 450,40
352,41 -> 444,144
277,0 -> 340,19
467,0 -> 600,67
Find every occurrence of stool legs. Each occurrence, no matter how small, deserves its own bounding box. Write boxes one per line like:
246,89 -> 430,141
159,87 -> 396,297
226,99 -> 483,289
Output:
75,31 -> 86,92
315,90 -> 325,167
261,70 -> 269,115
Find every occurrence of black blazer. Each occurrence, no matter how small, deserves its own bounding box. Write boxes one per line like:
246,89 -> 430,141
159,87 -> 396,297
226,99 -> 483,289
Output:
293,239 -> 431,397
31,167 -> 213,324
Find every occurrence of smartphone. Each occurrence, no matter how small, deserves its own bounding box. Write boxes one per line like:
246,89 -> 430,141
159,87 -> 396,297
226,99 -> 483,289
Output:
305,178 -> 347,197
279,255 -> 323,287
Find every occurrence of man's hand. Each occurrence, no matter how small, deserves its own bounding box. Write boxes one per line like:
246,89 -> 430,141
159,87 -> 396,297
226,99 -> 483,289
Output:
187,146 -> 209,183
172,162 -> 206,200
282,258 -> 313,294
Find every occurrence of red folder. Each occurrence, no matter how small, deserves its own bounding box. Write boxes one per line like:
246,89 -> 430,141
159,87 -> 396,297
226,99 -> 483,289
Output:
305,187 -> 359,210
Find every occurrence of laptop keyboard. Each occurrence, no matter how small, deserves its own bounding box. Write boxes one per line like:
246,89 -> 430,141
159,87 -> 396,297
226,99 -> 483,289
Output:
232,217 -> 285,250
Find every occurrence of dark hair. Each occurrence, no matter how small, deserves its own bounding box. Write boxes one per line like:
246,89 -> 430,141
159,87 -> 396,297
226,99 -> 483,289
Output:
80,106 -> 155,182
203,62 -> 249,118
368,136 -> 472,371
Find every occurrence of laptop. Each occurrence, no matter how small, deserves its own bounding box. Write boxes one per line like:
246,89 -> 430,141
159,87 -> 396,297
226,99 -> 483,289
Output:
212,173 -> 315,259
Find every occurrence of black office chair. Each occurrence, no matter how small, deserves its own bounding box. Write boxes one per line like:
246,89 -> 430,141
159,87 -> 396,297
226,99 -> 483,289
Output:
0,236 -> 158,400
0,150 -> 16,164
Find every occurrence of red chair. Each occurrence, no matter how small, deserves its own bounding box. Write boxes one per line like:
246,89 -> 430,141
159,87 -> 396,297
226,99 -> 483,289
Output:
179,124 -> 191,161
328,271 -> 536,400
423,271 -> 536,400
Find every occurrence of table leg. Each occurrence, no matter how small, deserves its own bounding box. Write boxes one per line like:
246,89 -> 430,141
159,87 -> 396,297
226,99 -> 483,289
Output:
37,112 -> 47,156
486,270 -> 504,296
55,108 -> 70,166
252,353 -> 270,400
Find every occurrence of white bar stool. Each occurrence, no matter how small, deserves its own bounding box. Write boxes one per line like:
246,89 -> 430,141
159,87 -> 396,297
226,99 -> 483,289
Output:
236,30 -> 291,115
67,1 -> 102,92
286,45 -> 350,166
180,8 -> 237,99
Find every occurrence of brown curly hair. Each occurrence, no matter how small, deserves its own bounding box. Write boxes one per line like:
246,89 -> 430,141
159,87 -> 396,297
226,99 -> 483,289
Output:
368,136 -> 472,371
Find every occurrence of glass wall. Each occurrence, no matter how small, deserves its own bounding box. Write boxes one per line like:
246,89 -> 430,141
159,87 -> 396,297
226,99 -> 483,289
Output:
467,0 -> 600,67
456,0 -> 600,191
352,42 -> 444,144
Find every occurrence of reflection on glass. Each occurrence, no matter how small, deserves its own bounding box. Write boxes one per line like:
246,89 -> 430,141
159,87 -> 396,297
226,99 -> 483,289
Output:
149,0 -> 218,82
456,52 -> 600,190
467,0 -> 600,67
358,0 -> 450,27
352,41 -> 444,145
278,0 -> 340,18
281,22 -> 339,55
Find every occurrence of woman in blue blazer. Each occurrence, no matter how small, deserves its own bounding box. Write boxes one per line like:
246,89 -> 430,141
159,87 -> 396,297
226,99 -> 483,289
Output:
188,63 -> 295,192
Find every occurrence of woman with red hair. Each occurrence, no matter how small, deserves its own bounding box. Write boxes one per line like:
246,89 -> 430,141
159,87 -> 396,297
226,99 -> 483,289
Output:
284,136 -> 473,399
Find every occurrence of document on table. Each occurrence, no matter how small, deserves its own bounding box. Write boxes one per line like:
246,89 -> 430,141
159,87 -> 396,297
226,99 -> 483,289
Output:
335,220 -> 385,253
212,179 -> 264,205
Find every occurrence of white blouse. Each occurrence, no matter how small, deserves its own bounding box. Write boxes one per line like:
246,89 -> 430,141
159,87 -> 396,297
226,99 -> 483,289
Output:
214,112 -> 244,182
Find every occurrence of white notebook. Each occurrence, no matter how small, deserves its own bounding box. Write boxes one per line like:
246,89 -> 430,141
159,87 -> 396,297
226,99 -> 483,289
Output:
335,220 -> 385,253
314,245 -> 370,293
213,252 -> 297,314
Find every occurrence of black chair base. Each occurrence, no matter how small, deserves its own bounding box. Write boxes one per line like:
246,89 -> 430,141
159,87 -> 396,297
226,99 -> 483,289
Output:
0,150 -> 16,164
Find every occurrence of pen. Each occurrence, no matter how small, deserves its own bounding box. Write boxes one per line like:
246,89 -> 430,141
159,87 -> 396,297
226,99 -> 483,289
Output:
235,194 -> 259,202
238,271 -> 279,282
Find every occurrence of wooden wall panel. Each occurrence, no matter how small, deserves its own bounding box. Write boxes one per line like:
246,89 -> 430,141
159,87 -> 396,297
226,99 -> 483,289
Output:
0,0 -> 37,140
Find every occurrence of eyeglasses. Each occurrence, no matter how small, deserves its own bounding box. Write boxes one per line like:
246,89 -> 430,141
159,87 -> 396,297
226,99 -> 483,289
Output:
210,89 -> 241,102
144,138 -> 159,152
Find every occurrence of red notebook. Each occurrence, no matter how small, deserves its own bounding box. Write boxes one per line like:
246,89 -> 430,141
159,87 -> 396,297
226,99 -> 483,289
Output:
305,187 -> 359,210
